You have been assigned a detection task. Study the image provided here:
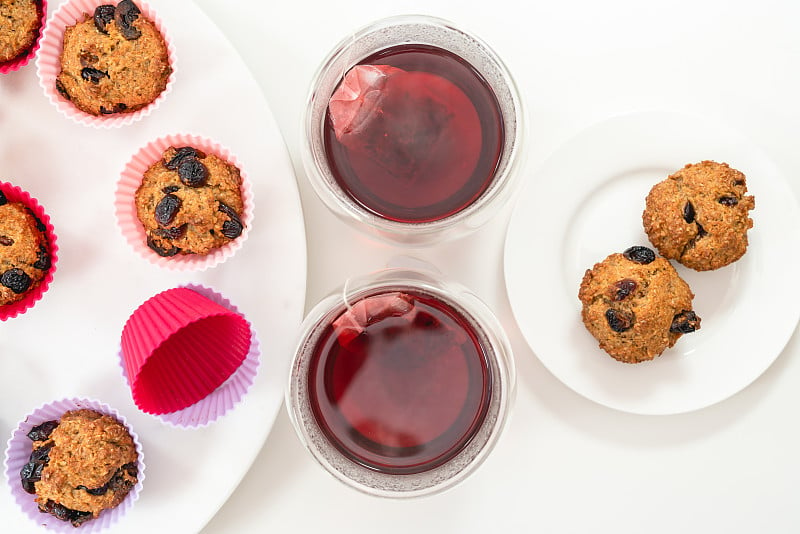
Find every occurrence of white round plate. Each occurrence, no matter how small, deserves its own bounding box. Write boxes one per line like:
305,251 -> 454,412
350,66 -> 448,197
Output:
504,111 -> 800,415
0,1 -> 306,532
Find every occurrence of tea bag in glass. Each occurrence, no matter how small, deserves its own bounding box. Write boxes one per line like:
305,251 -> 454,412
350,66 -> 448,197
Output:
328,65 -> 481,188
331,292 -> 415,347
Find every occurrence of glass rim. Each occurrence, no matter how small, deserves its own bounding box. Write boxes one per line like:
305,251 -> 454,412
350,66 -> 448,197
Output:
301,14 -> 526,246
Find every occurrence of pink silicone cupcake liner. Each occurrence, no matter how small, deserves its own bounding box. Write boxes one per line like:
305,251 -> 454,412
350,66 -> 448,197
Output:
114,133 -> 255,271
119,283 -> 261,428
0,0 -> 47,74
0,181 -> 59,321
4,397 -> 145,533
120,284 -> 259,426
36,0 -> 176,128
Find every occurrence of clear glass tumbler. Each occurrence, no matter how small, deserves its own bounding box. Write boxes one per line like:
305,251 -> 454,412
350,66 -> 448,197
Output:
287,267 -> 515,497
302,15 -> 525,245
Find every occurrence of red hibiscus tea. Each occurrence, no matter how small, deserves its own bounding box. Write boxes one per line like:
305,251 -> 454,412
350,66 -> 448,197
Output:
303,15 -> 523,244
308,290 -> 491,474
288,269 -> 514,497
324,45 -> 504,223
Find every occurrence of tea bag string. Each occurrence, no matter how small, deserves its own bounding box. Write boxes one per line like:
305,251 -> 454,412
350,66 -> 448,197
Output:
339,32 -> 359,83
341,276 -> 355,313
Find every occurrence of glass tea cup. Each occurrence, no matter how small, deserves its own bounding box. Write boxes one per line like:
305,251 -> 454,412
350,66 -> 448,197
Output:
286,267 -> 515,497
302,15 -> 524,245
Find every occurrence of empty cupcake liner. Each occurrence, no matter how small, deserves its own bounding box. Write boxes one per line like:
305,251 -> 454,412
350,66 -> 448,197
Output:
114,133 -> 254,271
119,284 -> 259,426
36,0 -> 176,128
0,0 -> 47,75
3,397 -> 145,533
0,181 -> 59,321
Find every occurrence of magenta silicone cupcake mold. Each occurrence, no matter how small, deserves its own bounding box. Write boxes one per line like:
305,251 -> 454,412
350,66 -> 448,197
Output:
119,284 -> 260,427
3,397 -> 145,533
0,181 -> 58,321
36,0 -> 176,127
114,133 -> 254,271
0,0 -> 47,74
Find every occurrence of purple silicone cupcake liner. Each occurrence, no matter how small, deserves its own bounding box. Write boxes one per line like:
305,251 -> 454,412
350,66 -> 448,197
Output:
4,397 -> 145,533
118,283 -> 261,428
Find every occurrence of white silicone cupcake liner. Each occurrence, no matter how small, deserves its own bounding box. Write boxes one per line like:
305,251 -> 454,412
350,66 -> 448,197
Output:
36,0 -> 176,128
4,397 -> 145,532
0,0 -> 47,75
118,283 -> 261,428
114,133 -> 254,271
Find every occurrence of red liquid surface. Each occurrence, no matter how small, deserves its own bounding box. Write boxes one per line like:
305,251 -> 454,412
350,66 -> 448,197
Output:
324,45 -> 504,223
308,290 -> 492,474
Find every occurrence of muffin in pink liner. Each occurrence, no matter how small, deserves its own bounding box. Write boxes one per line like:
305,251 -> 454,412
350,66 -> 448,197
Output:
0,181 -> 58,321
120,285 -> 259,425
4,397 -> 145,532
0,0 -> 47,74
114,133 -> 254,271
36,0 -> 175,128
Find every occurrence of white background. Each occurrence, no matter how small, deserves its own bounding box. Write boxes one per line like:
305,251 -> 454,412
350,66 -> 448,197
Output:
196,1 -> 800,533
3,0 -> 797,532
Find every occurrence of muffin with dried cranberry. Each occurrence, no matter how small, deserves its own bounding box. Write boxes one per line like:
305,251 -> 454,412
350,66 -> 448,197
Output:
0,189 -> 51,306
0,0 -> 43,65
134,146 -> 245,257
55,0 -> 172,116
578,246 -> 701,364
642,160 -> 755,271
20,409 -> 139,527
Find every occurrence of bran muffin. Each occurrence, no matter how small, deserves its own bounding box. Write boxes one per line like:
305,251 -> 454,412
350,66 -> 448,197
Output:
578,246 -> 701,364
0,190 -> 51,306
642,160 -> 755,271
55,0 -> 171,116
135,146 -> 245,257
0,0 -> 42,64
20,409 -> 139,527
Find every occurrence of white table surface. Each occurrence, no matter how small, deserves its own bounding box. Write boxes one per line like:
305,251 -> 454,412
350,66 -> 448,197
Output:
178,0 -> 796,532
